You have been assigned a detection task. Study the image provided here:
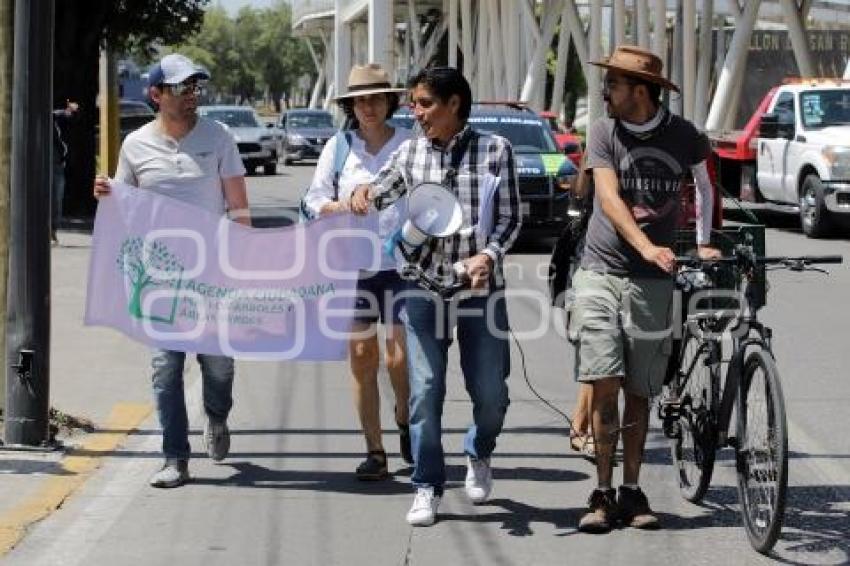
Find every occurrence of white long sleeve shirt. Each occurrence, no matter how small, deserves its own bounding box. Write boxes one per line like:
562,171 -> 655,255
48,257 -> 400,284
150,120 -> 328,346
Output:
304,127 -> 411,270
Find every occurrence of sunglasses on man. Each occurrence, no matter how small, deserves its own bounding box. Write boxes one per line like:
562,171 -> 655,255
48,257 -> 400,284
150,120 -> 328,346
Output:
163,80 -> 205,96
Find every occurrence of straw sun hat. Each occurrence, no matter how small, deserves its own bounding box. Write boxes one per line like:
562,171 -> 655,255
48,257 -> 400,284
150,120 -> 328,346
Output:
334,64 -> 407,100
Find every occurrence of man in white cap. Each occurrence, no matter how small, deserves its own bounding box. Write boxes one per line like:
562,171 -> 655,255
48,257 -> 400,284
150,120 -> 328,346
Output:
93,53 -> 250,488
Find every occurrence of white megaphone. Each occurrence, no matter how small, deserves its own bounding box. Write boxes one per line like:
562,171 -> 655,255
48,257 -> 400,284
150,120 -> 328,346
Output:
399,182 -> 464,248
393,182 -> 467,284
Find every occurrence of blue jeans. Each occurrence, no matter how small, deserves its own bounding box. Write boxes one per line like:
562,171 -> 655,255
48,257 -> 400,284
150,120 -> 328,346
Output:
151,349 -> 235,460
402,290 -> 511,493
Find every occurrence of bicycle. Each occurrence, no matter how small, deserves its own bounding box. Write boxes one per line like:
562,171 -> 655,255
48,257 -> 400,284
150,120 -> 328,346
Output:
657,241 -> 842,554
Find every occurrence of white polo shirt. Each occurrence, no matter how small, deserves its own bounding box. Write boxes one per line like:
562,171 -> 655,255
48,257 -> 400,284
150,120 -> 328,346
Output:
115,117 -> 246,216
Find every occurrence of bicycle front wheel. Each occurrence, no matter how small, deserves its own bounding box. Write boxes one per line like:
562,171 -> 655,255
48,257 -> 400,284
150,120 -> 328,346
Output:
670,335 -> 718,503
735,348 -> 788,554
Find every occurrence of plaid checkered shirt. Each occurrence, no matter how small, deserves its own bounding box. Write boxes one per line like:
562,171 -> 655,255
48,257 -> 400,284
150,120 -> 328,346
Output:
370,126 -> 522,283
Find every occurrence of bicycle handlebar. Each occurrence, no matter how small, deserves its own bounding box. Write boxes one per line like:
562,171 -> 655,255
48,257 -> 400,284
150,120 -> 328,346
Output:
675,253 -> 844,268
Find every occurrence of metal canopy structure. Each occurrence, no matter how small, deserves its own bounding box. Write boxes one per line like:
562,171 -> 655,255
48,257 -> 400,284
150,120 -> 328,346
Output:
291,0 -> 850,136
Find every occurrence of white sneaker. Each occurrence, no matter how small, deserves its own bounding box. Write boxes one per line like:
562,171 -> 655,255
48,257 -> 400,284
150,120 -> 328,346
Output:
406,487 -> 441,526
464,456 -> 493,504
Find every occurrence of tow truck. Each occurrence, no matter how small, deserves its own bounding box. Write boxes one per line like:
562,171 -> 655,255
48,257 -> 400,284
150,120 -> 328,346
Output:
710,78 -> 850,237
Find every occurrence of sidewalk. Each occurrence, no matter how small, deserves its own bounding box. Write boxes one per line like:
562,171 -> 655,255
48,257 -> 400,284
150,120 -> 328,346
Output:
0,231 -> 155,549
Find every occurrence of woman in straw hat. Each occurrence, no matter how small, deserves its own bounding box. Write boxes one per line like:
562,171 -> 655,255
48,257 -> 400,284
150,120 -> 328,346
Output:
303,64 -> 412,481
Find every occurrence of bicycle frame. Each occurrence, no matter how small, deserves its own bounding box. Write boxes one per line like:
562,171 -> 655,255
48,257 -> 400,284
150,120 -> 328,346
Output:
668,257 -> 774,447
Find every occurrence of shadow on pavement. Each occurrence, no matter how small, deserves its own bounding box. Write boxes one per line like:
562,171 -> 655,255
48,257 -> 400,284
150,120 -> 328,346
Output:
439,498 -> 586,536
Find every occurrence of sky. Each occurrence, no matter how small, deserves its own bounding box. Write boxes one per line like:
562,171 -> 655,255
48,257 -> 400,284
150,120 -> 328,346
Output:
211,0 -> 277,16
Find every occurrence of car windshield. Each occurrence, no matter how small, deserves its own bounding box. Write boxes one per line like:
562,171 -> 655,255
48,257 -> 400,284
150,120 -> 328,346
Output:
204,109 -> 261,128
468,114 -> 558,152
289,113 -> 334,128
800,89 -> 850,129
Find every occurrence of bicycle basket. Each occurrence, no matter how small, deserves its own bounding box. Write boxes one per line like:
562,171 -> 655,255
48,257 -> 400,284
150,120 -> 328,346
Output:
674,224 -> 767,310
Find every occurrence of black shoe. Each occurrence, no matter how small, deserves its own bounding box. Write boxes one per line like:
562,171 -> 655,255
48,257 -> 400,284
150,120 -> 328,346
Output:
578,488 -> 618,533
355,451 -> 388,481
398,423 -> 413,465
617,486 -> 660,529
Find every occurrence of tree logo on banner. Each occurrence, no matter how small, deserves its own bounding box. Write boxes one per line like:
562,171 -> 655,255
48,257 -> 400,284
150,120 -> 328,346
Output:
116,237 -> 185,323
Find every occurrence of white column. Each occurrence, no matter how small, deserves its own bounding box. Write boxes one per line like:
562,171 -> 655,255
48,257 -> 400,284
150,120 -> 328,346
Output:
488,1 -> 505,98
723,67 -> 744,130
670,0 -> 683,115
448,0 -> 458,67
550,1 -> 572,114
636,0 -> 650,48
683,0 -> 696,120
520,2 -> 561,108
477,0 -> 490,99
693,0 -> 714,128
705,0 -> 761,131
334,0 -> 352,115
408,0 -> 421,65
460,0 -> 473,80
613,0 -> 626,47
369,0 -> 394,71
502,0 -> 518,99
653,0 -> 667,68
780,0 -> 815,77
563,0 -> 587,66
588,0 -> 604,131
520,0 -> 539,71
305,38 -> 323,108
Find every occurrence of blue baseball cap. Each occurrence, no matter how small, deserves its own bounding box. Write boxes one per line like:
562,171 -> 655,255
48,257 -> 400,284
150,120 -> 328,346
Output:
148,54 -> 210,88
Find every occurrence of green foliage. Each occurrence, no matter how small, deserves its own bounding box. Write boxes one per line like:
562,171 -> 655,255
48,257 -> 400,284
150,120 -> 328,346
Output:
103,0 -> 210,58
169,1 -> 313,106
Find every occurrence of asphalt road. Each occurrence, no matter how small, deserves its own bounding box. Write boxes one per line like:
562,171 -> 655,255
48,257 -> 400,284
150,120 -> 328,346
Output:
4,162 -> 849,565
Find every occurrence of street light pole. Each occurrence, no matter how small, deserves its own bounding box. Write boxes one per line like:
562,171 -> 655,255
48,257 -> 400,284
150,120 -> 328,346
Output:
4,0 -> 54,447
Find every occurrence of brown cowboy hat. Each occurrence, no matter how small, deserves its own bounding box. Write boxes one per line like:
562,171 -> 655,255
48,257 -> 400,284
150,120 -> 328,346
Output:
334,64 -> 407,100
590,45 -> 679,93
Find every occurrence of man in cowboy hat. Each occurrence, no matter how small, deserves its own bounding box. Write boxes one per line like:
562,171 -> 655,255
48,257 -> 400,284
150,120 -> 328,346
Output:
572,45 -> 719,533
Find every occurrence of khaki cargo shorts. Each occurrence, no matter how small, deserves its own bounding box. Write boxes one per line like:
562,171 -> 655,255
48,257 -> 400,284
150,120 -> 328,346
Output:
568,267 -> 674,398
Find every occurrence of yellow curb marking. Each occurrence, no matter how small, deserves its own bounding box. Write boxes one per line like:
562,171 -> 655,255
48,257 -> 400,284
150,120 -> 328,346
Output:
0,402 -> 152,556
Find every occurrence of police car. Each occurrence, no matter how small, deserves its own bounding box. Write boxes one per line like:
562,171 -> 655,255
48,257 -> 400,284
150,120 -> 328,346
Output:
391,103 -> 578,238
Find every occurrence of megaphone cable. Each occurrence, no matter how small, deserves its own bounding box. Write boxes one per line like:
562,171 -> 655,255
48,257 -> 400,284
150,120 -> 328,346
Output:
509,328 -> 576,434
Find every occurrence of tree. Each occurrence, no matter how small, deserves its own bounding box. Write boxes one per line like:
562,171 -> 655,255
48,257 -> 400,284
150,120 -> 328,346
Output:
173,2 -> 314,110
116,237 -> 184,321
55,0 -> 209,218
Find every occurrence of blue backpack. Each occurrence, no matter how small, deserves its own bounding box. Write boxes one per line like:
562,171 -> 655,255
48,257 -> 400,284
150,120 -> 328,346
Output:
298,131 -> 352,222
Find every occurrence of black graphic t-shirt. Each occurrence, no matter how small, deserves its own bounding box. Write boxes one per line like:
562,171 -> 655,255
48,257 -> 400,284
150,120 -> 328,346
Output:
582,111 -> 710,277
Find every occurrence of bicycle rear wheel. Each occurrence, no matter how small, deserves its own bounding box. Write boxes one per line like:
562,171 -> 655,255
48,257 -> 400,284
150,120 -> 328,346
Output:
670,335 -> 718,503
735,348 -> 788,554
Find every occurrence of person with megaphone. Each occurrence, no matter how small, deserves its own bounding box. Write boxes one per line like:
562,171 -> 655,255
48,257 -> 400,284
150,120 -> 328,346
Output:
350,67 -> 522,527
302,64 -> 413,482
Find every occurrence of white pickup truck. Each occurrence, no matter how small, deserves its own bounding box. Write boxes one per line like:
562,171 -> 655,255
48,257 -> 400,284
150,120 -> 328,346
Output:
711,79 -> 850,237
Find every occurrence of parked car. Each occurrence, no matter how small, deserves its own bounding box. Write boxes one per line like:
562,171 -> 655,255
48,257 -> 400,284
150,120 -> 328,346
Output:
468,103 -> 577,238
96,99 -> 156,147
118,99 -> 156,141
539,110 -> 583,167
278,109 -> 337,164
198,105 -> 278,175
